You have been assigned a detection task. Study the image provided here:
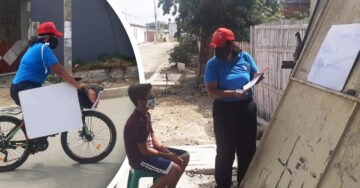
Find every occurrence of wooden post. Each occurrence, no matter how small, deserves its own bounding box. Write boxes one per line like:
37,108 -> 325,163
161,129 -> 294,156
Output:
64,0 -> 72,72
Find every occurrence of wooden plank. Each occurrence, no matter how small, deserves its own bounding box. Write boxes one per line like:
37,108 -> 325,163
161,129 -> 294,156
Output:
282,61 -> 296,69
255,25 -> 309,30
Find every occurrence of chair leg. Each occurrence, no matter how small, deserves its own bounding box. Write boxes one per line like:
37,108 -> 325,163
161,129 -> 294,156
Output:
128,170 -> 140,188
127,170 -> 133,188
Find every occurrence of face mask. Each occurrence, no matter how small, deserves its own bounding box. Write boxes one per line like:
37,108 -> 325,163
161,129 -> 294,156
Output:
145,98 -> 156,109
48,36 -> 58,49
232,49 -> 240,59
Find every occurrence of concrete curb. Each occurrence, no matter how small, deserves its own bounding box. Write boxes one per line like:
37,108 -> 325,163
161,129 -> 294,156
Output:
0,72 -> 16,77
102,86 -> 129,99
101,85 -> 177,100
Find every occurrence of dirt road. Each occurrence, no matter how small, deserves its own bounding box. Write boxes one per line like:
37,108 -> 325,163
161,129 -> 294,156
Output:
139,42 -> 176,80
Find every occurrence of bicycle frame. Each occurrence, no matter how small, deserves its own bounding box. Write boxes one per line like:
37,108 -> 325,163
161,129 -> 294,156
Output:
2,122 -> 28,149
5,122 -> 25,141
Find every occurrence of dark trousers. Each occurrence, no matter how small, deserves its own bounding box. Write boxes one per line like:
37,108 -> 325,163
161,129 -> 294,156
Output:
10,81 -> 41,106
213,99 -> 257,188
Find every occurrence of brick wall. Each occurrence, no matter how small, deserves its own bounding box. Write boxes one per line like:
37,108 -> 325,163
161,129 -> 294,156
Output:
283,4 -> 310,17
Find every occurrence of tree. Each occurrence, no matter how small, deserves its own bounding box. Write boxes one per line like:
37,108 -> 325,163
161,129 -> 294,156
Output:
158,0 -> 282,74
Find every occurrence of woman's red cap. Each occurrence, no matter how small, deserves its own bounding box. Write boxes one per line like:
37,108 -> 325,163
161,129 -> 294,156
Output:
37,22 -> 63,37
209,28 -> 235,47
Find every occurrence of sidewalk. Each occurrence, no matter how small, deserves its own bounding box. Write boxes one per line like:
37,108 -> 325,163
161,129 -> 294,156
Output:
115,145 -> 239,188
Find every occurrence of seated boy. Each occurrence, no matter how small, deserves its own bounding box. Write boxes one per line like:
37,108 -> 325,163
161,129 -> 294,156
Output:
124,84 -> 190,188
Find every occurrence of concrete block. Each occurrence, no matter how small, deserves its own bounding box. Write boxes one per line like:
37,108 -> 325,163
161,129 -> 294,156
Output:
73,66 -> 138,82
177,63 -> 186,70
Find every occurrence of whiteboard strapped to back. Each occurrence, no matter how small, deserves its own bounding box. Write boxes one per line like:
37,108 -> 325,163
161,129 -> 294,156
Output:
19,83 -> 83,139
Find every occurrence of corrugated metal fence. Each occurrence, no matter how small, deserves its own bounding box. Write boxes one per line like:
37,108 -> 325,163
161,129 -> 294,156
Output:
250,19 -> 309,121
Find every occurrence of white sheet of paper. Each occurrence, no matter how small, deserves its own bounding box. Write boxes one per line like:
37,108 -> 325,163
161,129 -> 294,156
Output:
243,74 -> 262,90
19,83 -> 83,139
307,24 -> 360,91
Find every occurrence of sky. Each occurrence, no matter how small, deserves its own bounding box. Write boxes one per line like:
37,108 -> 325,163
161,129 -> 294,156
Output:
118,0 -> 176,26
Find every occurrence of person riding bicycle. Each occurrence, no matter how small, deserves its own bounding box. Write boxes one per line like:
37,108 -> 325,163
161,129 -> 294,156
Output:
10,22 -> 89,106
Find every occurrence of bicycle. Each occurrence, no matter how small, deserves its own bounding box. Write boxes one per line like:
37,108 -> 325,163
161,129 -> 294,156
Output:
0,83 -> 117,172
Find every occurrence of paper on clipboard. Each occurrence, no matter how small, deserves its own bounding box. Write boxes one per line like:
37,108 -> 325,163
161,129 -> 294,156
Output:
242,65 -> 269,91
243,74 -> 262,90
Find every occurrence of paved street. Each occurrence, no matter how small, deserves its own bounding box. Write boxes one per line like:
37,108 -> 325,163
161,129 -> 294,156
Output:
139,42 -> 176,81
0,97 -> 133,188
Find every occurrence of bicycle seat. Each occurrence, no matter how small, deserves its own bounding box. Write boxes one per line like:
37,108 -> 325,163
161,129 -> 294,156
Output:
0,106 -> 22,115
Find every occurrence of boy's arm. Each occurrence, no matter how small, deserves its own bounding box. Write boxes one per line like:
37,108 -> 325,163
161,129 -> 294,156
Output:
137,142 -> 168,157
137,141 -> 184,166
151,133 -> 171,153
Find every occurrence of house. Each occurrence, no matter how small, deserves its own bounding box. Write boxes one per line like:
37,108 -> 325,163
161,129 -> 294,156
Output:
0,0 -> 134,74
147,30 -> 156,42
168,23 -> 177,42
282,0 -> 311,17
129,23 -> 148,44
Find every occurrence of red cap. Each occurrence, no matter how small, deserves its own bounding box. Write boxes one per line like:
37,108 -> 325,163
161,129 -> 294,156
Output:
209,28 -> 235,47
37,22 -> 63,37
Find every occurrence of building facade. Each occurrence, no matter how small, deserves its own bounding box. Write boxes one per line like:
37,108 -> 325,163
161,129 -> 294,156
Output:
129,23 -> 147,44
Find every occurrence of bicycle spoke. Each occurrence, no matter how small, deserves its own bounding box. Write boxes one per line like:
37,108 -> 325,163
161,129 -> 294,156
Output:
65,114 -> 113,159
0,118 -> 29,169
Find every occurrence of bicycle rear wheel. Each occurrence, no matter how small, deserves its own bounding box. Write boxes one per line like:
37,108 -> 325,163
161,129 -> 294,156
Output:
61,110 -> 117,163
0,116 -> 30,172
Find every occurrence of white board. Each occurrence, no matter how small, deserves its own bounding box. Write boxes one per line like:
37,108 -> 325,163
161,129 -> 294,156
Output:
307,24 -> 360,91
19,83 -> 83,139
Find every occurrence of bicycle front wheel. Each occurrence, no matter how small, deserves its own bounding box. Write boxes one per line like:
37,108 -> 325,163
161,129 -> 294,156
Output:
0,116 -> 30,172
61,110 -> 117,163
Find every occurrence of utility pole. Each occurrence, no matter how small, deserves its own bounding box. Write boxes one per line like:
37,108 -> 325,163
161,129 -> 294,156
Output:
64,0 -> 72,72
153,0 -> 158,43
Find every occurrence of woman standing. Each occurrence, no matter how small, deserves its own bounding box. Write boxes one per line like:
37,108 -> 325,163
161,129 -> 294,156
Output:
10,22 -> 89,106
204,28 -> 263,188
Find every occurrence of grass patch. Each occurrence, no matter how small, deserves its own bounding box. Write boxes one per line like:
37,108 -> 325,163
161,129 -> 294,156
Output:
72,52 -> 137,73
73,58 -> 130,73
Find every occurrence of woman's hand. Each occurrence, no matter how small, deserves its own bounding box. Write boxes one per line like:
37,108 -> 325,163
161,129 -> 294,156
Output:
77,83 -> 90,90
234,89 -> 247,99
254,72 -> 265,85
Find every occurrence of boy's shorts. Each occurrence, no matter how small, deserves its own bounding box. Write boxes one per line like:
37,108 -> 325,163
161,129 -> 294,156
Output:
135,147 -> 189,175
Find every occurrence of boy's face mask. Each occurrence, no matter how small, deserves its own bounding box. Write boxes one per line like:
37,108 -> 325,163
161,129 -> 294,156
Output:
145,98 -> 156,109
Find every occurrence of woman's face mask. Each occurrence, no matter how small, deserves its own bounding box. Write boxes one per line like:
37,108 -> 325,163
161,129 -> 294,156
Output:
145,98 -> 156,109
48,36 -> 58,49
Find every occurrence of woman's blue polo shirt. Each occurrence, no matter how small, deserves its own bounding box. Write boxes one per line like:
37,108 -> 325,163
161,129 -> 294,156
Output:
13,43 -> 58,84
204,51 -> 258,102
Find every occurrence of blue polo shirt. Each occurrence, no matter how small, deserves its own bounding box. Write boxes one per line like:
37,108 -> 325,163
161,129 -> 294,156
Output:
13,43 -> 58,84
204,51 -> 258,102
